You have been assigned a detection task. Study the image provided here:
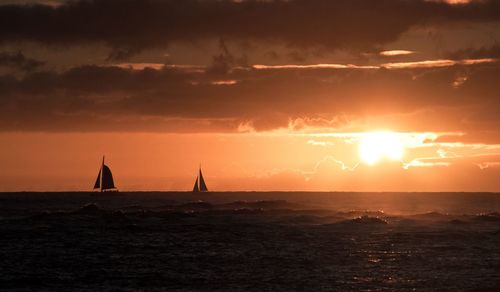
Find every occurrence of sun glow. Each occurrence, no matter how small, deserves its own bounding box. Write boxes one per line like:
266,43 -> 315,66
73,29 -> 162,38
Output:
359,131 -> 405,165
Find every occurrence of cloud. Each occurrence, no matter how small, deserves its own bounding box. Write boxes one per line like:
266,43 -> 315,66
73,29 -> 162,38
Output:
1,58 -> 500,133
211,80 -> 238,85
251,154 -> 500,192
447,45 -> 500,60
428,0 -> 473,4
111,63 -> 165,70
307,139 -> 334,147
0,51 -> 44,71
251,58 -> 496,70
1,0 -> 500,58
379,50 -> 415,57
0,0 -> 66,6
203,39 -> 250,77
252,64 -> 378,70
381,58 -> 496,69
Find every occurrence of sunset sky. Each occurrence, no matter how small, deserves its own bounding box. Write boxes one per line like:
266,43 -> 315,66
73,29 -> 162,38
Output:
1,0 -> 500,191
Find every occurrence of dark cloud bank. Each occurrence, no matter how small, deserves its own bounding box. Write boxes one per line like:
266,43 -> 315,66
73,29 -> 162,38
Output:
0,0 -> 500,133
1,0 -> 500,57
0,62 -> 499,132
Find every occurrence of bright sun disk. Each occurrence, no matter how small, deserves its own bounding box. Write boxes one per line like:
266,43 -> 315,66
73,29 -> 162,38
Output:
359,131 -> 405,165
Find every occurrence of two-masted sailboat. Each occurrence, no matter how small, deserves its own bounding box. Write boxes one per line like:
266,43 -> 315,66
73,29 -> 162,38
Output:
93,156 -> 118,192
192,166 -> 208,192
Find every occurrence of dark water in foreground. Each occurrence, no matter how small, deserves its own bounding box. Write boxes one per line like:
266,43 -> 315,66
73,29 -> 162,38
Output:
1,192 -> 499,291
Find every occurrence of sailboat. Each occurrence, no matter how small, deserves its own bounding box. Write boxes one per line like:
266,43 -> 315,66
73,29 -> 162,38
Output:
93,156 -> 118,192
192,166 -> 208,192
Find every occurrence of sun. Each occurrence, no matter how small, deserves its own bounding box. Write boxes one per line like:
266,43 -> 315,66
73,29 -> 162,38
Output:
358,131 -> 404,165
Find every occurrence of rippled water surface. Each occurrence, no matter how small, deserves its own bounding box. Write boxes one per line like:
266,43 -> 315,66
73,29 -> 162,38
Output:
1,192 -> 499,291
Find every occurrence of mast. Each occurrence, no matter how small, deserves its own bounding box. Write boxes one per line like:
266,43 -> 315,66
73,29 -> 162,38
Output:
101,156 -> 104,192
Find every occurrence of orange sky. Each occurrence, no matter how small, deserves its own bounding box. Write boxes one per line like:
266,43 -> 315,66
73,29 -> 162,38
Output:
1,0 -> 500,191
1,131 -> 498,191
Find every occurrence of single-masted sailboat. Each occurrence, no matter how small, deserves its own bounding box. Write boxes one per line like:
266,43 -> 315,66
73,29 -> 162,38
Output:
192,166 -> 208,192
93,156 -> 118,192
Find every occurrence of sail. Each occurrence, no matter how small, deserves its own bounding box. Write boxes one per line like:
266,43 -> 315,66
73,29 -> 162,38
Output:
93,169 -> 101,189
101,164 -> 115,190
199,168 -> 208,192
192,177 -> 199,192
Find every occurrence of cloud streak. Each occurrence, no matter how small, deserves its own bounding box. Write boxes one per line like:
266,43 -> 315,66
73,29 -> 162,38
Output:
379,50 -> 415,57
251,58 -> 497,70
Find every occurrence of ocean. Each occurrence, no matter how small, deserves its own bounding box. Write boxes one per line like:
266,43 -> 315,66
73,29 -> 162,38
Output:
1,192 -> 499,291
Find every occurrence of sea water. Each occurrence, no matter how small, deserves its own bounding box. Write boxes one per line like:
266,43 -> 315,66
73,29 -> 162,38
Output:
1,192 -> 499,291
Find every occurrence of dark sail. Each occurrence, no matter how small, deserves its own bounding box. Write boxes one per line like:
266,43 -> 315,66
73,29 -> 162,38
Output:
101,165 -> 115,190
93,156 -> 118,192
199,168 -> 208,192
93,169 -> 101,189
192,177 -> 199,192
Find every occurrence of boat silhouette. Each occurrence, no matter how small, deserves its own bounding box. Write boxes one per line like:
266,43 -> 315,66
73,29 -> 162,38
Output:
192,166 -> 208,192
93,156 -> 118,192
